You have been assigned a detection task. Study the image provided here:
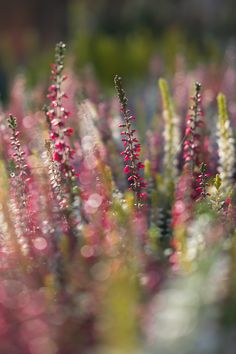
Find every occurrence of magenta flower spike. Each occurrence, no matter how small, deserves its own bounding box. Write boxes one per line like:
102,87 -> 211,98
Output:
45,42 -> 76,185
45,42 -> 80,211
114,75 -> 146,208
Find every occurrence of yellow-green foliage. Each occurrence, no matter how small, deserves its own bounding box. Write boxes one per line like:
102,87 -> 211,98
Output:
209,174 -> 225,212
217,93 -> 235,191
101,263 -> 139,354
218,93 -> 228,124
159,78 -> 174,115
159,78 -> 180,193
144,159 -> 151,180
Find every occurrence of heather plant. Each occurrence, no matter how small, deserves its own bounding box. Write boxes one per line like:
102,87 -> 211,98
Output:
183,82 -> 204,172
7,114 -> 33,257
114,75 -> 146,209
45,42 -> 77,208
45,42 -> 83,255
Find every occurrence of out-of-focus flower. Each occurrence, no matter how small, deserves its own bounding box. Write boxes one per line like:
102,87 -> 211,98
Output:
159,78 -> 180,193
217,93 -> 235,192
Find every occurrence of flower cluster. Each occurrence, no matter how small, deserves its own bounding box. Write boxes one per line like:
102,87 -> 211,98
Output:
45,42 -> 75,181
183,82 -> 204,172
114,75 -> 146,208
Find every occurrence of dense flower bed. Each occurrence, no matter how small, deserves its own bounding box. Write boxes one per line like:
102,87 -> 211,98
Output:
0,42 -> 236,354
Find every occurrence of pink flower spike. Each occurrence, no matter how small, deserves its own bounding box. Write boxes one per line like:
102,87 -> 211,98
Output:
114,75 -> 147,208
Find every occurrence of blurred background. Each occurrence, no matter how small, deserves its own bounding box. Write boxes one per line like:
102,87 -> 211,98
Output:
1,0 -> 236,101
